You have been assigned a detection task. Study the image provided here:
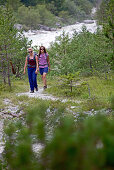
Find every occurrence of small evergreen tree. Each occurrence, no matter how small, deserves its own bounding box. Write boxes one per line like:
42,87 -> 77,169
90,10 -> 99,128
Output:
0,2 -> 29,87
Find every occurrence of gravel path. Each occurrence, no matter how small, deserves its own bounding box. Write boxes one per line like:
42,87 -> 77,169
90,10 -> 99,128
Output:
17,87 -> 81,104
0,88 -> 81,154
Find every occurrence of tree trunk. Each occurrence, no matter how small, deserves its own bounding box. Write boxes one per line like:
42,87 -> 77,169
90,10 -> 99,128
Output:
70,80 -> 72,93
10,61 -> 16,74
88,47 -> 93,72
7,59 -> 11,87
0,54 -> 6,84
2,62 -> 6,84
5,45 -> 11,87
89,58 -> 93,71
16,65 -> 20,78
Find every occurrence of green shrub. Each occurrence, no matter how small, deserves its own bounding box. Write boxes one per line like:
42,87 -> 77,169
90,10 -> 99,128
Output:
41,114 -> 114,170
2,103 -> 114,170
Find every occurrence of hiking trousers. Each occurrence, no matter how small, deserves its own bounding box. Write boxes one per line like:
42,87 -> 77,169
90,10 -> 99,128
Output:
27,67 -> 37,91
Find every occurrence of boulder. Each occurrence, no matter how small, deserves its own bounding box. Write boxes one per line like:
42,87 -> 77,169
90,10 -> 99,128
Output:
38,24 -> 56,31
14,24 -> 23,30
83,20 -> 94,24
56,22 -> 62,28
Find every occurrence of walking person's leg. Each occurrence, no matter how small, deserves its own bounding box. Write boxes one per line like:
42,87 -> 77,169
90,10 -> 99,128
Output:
42,67 -> 48,89
39,68 -> 43,87
28,68 -> 34,93
32,68 -> 38,91
42,73 -> 47,88
39,67 -> 48,89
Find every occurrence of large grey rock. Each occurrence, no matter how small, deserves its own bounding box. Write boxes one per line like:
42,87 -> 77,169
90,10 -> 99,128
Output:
38,24 -> 56,31
14,24 -> 23,30
56,22 -> 62,28
83,20 -> 94,24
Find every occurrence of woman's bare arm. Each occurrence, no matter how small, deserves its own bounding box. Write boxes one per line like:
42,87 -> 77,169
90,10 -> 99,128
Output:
35,55 -> 39,72
47,55 -> 50,72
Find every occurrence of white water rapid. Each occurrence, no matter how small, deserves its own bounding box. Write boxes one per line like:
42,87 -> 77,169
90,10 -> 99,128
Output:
23,20 -> 98,48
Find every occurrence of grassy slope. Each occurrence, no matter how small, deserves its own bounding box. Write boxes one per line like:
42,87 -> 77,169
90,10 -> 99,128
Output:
46,74 -> 114,112
0,74 -> 114,113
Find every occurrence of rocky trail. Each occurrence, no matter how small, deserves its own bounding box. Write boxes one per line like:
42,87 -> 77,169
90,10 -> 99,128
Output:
0,87 -> 111,155
17,86 -> 81,104
0,87 -> 81,155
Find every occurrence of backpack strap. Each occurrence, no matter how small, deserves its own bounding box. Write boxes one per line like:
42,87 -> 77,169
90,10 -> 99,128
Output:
27,55 -> 29,63
45,53 -> 48,60
27,53 -> 36,62
33,53 -> 36,61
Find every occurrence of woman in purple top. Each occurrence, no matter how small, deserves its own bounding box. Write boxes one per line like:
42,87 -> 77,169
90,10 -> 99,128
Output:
38,46 -> 50,89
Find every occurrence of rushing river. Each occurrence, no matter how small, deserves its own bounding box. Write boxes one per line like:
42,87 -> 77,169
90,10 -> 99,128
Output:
23,20 -> 98,48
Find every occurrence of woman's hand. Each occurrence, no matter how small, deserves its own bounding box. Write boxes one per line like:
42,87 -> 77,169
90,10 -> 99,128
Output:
24,70 -> 26,74
35,70 -> 38,74
36,67 -> 39,74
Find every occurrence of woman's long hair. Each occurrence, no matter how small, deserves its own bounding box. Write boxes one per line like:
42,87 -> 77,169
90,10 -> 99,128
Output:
38,46 -> 47,56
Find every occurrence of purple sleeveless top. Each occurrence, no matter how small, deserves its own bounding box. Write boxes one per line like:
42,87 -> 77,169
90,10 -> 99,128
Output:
39,53 -> 48,68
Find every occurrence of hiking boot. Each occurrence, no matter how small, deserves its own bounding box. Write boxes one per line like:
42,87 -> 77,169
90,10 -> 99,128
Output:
43,85 -> 47,90
35,87 -> 38,91
30,90 -> 34,93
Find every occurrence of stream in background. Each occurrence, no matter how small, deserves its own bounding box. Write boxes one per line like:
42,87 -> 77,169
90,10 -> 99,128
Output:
23,20 -> 98,48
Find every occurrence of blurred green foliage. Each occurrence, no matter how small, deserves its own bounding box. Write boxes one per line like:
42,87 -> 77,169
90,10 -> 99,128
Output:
0,0 -> 98,29
1,102 -> 114,169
